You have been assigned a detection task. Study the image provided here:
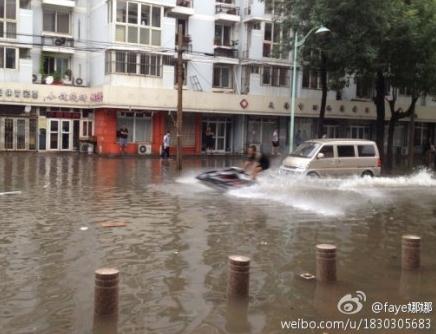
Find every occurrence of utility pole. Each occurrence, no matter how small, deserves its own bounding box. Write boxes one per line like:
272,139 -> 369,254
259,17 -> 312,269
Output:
176,24 -> 184,170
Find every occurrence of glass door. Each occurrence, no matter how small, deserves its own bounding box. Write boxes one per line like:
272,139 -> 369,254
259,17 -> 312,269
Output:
215,121 -> 226,152
61,120 -> 71,150
4,119 -> 13,149
49,119 -> 59,150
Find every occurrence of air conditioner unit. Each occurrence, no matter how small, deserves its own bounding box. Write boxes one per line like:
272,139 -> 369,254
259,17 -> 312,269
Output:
54,37 -> 66,46
75,77 -> 84,86
137,143 -> 152,155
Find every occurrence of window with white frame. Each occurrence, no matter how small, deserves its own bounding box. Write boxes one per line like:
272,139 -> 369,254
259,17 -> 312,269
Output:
302,68 -> 322,89
263,22 -> 287,58
265,0 -> 282,15
262,66 -> 289,87
106,50 -> 162,77
213,64 -> 233,89
81,120 -> 93,137
0,46 -> 16,69
116,0 -> 162,46
0,0 -> 17,39
43,9 -> 70,34
42,53 -> 70,75
117,111 -> 152,143
215,24 -> 231,46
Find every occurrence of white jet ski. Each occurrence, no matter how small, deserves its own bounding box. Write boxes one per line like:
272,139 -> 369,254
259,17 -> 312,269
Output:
196,167 -> 255,190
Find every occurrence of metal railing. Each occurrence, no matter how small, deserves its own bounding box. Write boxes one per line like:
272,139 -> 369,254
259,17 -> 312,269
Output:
214,48 -> 239,58
176,0 -> 193,7
41,36 -> 75,48
215,4 -> 240,16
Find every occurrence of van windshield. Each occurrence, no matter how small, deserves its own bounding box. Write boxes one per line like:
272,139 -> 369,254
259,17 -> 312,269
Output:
290,142 -> 321,158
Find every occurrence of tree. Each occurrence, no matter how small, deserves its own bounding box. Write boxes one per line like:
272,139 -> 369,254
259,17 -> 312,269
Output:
383,0 -> 436,170
279,0 -> 394,157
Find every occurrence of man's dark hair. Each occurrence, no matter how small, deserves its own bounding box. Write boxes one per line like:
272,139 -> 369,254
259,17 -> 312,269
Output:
249,145 -> 257,152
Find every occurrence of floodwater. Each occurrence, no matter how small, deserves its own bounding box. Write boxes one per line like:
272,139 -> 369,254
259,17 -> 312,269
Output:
0,153 -> 435,334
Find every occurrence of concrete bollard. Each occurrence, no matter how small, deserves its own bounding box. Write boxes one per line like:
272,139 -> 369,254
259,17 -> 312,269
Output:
94,268 -> 119,317
401,235 -> 421,270
227,255 -> 250,304
316,244 -> 337,283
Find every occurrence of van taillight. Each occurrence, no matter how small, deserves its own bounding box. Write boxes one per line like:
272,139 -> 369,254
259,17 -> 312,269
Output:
377,159 -> 382,167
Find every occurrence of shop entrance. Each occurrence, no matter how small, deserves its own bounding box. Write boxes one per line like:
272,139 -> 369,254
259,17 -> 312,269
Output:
202,118 -> 232,153
48,119 -> 74,151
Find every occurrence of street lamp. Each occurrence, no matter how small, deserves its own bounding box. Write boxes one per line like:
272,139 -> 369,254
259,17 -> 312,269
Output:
289,25 -> 331,153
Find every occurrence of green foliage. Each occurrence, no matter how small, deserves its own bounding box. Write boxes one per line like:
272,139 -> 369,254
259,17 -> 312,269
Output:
276,0 -> 436,95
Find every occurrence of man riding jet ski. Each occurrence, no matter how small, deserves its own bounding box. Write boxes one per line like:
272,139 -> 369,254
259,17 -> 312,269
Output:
196,145 -> 270,190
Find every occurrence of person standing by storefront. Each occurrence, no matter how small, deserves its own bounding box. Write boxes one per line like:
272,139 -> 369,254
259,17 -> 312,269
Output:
162,131 -> 170,159
119,128 -> 128,154
272,129 -> 280,155
206,127 -> 215,154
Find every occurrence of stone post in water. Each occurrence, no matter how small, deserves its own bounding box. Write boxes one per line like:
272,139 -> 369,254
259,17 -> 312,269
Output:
94,268 -> 119,317
316,244 -> 337,282
226,255 -> 250,332
401,235 -> 421,270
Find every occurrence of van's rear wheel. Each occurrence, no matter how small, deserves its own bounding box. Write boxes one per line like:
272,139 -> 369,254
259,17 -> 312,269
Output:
307,172 -> 320,178
362,170 -> 374,177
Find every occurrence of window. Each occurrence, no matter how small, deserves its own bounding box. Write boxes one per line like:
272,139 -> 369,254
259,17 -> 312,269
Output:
0,0 -> 17,38
116,0 -> 161,46
355,77 -> 374,99
358,145 -> 375,157
107,50 -> 162,77
263,22 -> 287,58
43,9 -> 70,34
337,145 -> 355,157
213,65 -> 232,89
319,145 -> 334,158
302,68 -> 321,89
42,53 -> 70,75
265,0 -> 282,15
82,120 -> 93,137
262,66 -> 289,87
0,47 -> 16,68
215,24 -> 231,46
117,111 -> 152,143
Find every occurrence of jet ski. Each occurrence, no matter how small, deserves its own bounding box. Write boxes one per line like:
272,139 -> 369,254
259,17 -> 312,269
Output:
196,167 -> 255,190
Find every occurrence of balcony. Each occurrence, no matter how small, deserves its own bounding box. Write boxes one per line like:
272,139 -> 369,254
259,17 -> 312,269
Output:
169,0 -> 195,17
41,35 -> 75,54
215,4 -> 241,23
42,0 -> 76,8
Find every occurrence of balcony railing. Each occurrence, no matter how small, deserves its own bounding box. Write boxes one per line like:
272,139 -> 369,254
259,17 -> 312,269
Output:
214,38 -> 238,47
214,48 -> 238,58
176,0 -> 193,7
42,36 -> 75,48
215,4 -> 240,16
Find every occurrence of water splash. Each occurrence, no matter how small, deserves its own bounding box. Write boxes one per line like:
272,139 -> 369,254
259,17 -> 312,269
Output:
227,170 -> 435,217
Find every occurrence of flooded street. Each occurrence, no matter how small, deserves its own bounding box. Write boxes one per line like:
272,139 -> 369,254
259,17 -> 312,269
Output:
1,153 -> 436,334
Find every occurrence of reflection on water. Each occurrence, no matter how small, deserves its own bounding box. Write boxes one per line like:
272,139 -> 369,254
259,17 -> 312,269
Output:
0,153 -> 435,334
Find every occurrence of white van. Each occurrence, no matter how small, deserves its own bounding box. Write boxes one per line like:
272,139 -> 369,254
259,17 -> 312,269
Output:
280,139 -> 381,177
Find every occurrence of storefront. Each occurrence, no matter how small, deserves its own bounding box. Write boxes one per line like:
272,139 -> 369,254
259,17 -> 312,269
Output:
201,115 -> 233,153
0,105 -> 37,151
38,108 -> 94,151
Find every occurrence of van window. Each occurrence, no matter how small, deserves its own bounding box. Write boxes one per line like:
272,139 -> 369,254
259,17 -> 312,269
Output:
337,145 -> 355,157
291,142 -> 321,158
358,145 -> 376,157
319,145 -> 334,158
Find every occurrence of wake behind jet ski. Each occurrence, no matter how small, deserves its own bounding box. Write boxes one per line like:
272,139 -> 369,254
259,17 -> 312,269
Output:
196,167 -> 255,190
196,145 -> 270,190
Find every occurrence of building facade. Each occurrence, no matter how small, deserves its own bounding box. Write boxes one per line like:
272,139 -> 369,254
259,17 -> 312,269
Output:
0,0 -> 435,155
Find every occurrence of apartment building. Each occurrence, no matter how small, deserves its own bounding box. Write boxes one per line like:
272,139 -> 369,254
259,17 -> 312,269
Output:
0,0 -> 434,155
